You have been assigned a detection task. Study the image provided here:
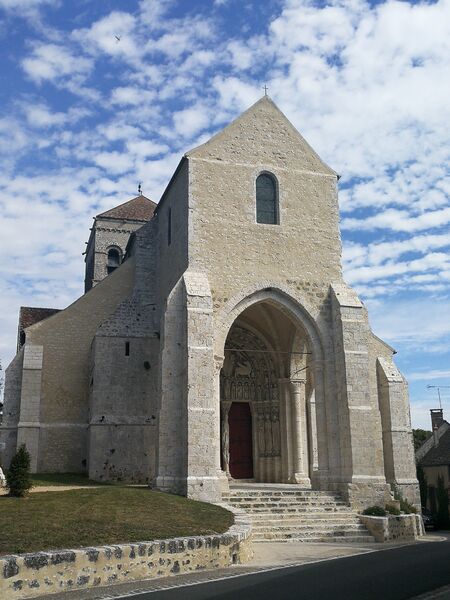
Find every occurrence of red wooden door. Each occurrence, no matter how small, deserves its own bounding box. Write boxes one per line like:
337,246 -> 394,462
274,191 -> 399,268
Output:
228,402 -> 253,479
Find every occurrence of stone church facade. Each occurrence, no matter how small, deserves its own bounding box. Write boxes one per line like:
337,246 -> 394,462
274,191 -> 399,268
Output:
0,97 -> 419,510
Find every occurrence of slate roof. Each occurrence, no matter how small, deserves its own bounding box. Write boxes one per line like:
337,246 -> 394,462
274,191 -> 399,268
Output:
418,424 -> 450,467
19,307 -> 61,331
96,195 -> 156,222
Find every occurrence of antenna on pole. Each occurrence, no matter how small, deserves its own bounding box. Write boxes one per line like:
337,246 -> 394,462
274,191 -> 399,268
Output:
426,385 -> 450,410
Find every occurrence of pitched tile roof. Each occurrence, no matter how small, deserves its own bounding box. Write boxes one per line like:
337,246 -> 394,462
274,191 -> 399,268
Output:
19,307 -> 61,331
96,195 -> 156,222
418,424 -> 450,467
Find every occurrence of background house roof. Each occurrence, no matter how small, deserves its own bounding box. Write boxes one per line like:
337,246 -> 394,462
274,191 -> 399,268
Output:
418,422 -> 450,467
19,307 -> 61,331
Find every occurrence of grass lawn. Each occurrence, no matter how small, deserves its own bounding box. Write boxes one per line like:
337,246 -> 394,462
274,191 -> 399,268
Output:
0,487 -> 234,556
30,473 -> 108,487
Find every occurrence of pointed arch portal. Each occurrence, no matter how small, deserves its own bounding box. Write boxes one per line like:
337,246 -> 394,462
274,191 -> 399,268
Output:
219,296 -> 325,485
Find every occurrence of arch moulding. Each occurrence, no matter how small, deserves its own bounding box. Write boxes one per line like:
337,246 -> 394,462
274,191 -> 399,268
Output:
214,282 -> 325,364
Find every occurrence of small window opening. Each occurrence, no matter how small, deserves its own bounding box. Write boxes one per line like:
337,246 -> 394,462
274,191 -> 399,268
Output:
107,248 -> 121,274
256,173 -> 278,224
125,341 -> 130,356
168,208 -> 172,246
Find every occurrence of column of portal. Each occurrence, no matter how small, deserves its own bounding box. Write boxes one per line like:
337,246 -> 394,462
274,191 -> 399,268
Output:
289,379 -> 311,487
215,356 -> 230,492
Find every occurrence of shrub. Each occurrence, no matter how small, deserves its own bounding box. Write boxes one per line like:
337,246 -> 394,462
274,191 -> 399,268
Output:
362,505 -> 386,517
6,445 -> 32,497
399,498 -> 417,514
385,504 -> 401,516
392,484 -> 417,514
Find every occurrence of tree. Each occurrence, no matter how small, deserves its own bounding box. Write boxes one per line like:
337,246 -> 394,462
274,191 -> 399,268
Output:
6,444 -> 33,497
413,429 -> 432,452
417,465 -> 428,508
436,475 -> 450,529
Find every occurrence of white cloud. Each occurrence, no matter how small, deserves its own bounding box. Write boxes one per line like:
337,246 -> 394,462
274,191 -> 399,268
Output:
126,139 -> 168,157
110,87 -> 155,106
22,43 -> 92,84
0,0 -> 56,17
93,151 -> 134,175
212,76 -> 261,113
72,11 -> 140,64
342,207 -> 450,234
368,297 -> 450,349
173,105 -> 210,138
408,370 -> 450,382
23,102 -> 90,128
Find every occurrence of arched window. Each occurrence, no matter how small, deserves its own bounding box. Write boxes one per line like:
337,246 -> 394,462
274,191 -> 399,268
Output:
256,173 -> 278,224
107,247 -> 121,274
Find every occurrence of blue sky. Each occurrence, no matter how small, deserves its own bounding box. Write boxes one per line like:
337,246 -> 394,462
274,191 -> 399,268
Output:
1,0 -> 449,428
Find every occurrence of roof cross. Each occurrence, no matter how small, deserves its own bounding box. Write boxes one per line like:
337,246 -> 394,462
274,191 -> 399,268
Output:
263,84 -> 268,96
138,183 -> 142,195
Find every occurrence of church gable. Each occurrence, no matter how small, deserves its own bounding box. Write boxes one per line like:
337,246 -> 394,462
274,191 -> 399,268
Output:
187,96 -> 335,176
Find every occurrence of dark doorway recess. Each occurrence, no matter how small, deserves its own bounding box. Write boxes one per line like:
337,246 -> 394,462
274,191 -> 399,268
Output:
228,402 -> 253,479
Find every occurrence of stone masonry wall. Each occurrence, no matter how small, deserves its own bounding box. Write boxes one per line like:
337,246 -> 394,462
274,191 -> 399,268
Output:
88,220 -> 160,483
86,218 -> 143,290
377,356 -> 419,506
0,510 -> 252,599
188,99 -> 342,301
19,259 -> 135,473
0,349 -> 24,468
359,514 -> 424,543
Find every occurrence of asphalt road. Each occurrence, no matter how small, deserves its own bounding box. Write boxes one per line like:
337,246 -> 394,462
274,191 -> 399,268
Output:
119,539 -> 450,600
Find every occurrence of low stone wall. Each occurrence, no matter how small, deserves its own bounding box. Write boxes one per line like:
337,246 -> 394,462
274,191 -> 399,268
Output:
359,514 -> 425,543
0,507 -> 252,599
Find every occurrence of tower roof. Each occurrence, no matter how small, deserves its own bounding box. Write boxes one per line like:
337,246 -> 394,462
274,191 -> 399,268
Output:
96,195 -> 156,222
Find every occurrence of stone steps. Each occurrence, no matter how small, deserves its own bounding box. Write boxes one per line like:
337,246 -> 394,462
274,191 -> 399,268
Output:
252,523 -> 368,533
253,535 -> 376,543
225,503 -> 349,511
249,514 -> 363,523
224,486 -> 375,544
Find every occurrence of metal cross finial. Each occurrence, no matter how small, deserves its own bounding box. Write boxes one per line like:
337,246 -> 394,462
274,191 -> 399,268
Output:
263,84 -> 268,96
138,183 -> 142,195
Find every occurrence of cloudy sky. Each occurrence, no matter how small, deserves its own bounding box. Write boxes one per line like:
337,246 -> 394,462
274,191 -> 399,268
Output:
1,0 -> 449,428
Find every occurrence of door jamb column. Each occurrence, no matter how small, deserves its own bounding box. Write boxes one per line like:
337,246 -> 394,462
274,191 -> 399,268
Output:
289,379 -> 311,487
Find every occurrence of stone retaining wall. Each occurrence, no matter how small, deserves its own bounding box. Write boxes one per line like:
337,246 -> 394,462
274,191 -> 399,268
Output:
359,514 -> 424,543
0,507 -> 252,599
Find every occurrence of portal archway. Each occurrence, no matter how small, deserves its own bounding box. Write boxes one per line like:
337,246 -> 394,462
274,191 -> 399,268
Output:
219,295 -> 324,485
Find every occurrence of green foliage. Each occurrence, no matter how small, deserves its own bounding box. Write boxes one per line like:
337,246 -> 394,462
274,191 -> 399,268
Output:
436,475 -> 450,529
417,465 -> 428,508
6,445 -> 32,497
413,429 -> 432,452
399,498 -> 417,514
385,504 -> 401,515
362,505 -> 386,516
392,484 -> 417,513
